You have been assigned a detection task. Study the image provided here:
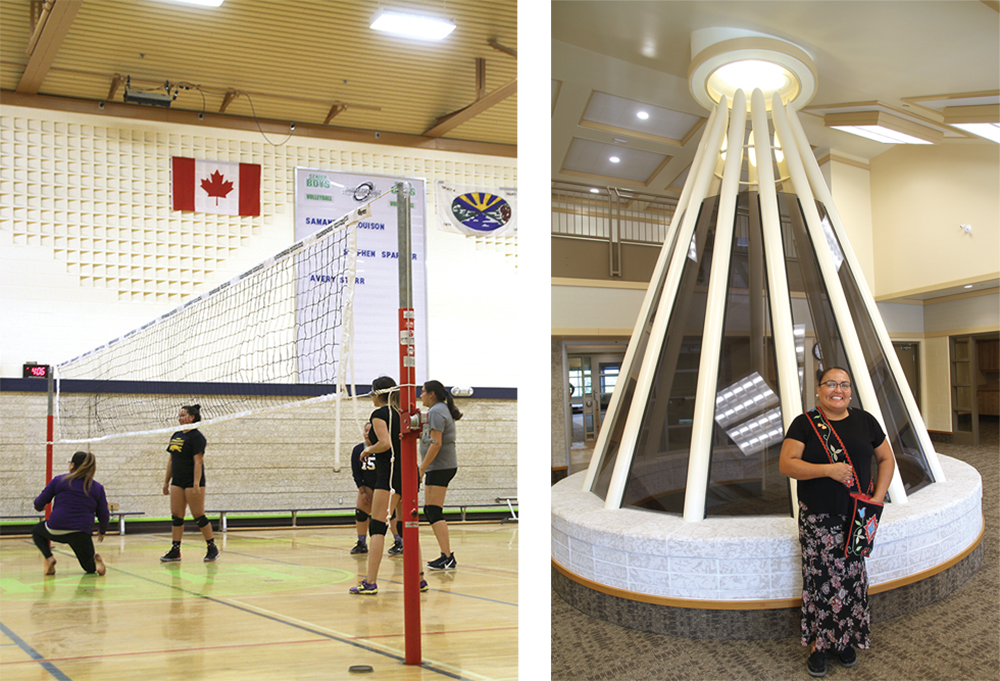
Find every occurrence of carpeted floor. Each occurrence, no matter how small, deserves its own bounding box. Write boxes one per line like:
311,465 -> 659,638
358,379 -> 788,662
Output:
551,418 -> 1000,681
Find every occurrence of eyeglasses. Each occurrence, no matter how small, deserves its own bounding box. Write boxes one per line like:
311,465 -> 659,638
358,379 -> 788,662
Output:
821,381 -> 852,391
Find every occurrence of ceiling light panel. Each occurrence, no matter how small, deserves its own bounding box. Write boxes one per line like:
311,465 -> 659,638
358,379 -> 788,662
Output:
370,9 -> 456,40
581,92 -> 703,145
562,138 -> 670,184
824,111 -> 943,144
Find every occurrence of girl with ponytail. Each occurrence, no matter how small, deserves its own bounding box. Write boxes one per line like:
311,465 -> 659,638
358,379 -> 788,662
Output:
32,451 -> 110,576
419,380 -> 462,571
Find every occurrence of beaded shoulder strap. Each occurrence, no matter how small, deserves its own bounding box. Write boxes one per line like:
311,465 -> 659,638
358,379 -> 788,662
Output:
805,408 -> 871,495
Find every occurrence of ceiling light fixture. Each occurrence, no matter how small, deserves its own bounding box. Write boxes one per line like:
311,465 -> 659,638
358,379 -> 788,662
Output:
370,9 -> 456,41
590,188 -> 600,193
942,104 -> 1000,143
164,0 -> 224,6
688,30 -> 817,111
825,111 -> 942,144
636,111 -> 649,120
609,156 -> 621,163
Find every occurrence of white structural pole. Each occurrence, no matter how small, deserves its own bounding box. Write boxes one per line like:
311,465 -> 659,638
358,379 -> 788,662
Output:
683,89 -> 747,521
771,94 -> 907,504
603,97 -> 731,510
784,105 -> 946,484
750,88 -> 803,516
582,105 -> 721,491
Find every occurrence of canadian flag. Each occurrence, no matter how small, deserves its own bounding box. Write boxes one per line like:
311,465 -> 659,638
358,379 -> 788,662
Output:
171,157 -> 261,217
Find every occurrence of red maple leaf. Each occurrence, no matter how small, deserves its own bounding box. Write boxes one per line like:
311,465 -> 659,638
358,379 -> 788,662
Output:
200,170 -> 234,205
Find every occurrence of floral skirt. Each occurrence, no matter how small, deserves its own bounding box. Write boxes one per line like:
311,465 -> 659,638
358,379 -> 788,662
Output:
798,502 -> 871,651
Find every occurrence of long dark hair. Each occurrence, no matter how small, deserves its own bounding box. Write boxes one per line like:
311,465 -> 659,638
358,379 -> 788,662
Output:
424,380 -> 462,421
66,451 -> 97,494
181,404 -> 202,422
371,376 -> 400,410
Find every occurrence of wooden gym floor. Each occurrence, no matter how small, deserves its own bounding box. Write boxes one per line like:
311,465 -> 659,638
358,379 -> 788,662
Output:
0,523 -> 518,680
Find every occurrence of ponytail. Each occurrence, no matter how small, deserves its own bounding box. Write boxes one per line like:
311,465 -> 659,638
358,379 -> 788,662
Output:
424,380 -> 462,421
66,451 -> 97,494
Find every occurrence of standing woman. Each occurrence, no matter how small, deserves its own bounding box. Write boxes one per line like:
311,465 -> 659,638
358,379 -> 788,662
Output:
161,404 -> 219,563
419,380 -> 462,570
350,376 -> 400,594
779,367 -> 896,677
32,451 -> 109,576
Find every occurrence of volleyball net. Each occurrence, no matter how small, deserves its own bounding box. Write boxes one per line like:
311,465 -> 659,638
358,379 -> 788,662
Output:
53,195 -> 389,447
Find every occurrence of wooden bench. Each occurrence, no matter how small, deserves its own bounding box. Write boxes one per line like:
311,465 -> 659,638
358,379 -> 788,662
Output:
207,503 -> 518,531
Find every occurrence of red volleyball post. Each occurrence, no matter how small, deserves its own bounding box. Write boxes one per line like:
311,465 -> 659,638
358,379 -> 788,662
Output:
45,369 -> 55,520
395,181 -> 421,665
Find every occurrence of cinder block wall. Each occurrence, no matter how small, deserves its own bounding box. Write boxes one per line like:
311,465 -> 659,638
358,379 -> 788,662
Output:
1,391 -> 515,519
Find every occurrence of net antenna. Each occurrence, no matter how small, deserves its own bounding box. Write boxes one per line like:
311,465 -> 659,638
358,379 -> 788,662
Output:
53,189 -> 391,473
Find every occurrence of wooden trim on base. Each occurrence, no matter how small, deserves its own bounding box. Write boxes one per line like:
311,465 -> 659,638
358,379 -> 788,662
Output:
553,519 -> 984,610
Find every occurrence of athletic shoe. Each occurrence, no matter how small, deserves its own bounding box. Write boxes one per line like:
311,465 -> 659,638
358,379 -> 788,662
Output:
420,579 -> 429,593
387,540 -> 403,556
204,543 -> 219,562
349,580 -> 378,595
428,553 -> 457,571
837,646 -> 857,668
160,545 -> 182,562
807,651 -> 827,678
350,540 -> 369,555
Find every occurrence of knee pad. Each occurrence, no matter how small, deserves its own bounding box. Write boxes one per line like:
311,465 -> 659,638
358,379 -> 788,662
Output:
171,515 -> 185,527
195,515 -> 210,528
355,508 -> 370,523
424,505 -> 444,525
369,519 -> 388,536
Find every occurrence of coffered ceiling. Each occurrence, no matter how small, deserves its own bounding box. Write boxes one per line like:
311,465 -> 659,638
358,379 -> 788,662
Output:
0,0 -> 517,156
552,0 -> 999,192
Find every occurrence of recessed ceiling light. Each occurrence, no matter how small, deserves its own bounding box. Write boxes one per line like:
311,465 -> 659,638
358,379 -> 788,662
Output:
636,111 -> 649,120
609,156 -> 620,163
590,188 -> 600,193
370,9 -> 456,40
825,111 -> 942,144
951,123 -> 1000,143
164,0 -> 224,6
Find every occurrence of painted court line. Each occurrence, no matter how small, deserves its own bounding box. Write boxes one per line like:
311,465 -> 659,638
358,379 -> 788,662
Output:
0,621 -> 72,681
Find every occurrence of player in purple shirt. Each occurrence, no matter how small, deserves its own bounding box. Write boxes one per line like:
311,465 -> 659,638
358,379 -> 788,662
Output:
32,451 -> 110,576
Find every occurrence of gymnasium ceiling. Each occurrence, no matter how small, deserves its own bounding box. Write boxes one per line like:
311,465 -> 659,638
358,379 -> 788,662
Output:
552,0 -> 1000,301
0,0 -> 517,156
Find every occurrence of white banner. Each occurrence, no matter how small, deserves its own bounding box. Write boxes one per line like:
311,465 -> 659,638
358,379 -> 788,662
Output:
295,169 -> 427,389
435,181 -> 517,236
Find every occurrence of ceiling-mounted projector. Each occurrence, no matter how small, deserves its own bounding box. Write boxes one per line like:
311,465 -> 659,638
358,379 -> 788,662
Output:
123,88 -> 172,107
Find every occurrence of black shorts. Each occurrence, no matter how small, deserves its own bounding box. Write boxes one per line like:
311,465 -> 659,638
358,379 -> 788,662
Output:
373,451 -> 394,491
424,468 -> 457,487
171,473 -> 205,489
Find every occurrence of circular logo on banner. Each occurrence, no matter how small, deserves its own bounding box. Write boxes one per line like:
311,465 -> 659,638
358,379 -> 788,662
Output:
352,181 -> 376,202
451,192 -> 512,232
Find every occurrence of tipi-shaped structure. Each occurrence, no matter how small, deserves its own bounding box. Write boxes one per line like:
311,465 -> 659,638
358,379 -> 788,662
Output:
581,35 -> 946,523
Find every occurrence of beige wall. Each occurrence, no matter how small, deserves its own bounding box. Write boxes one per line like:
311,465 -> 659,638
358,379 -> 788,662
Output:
870,143 -> 1000,299
0,391 -> 515,518
824,156 -> 876,290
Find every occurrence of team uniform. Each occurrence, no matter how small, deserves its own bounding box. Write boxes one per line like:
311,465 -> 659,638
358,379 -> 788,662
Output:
351,442 -> 378,490
32,474 -> 110,574
368,405 -> 401,492
167,428 -> 207,488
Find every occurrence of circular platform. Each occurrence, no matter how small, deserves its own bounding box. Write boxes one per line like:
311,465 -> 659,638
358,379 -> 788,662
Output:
552,454 -> 983,639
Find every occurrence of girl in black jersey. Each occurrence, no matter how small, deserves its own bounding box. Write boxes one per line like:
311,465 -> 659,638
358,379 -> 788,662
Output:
161,404 -> 218,563
350,376 -> 401,595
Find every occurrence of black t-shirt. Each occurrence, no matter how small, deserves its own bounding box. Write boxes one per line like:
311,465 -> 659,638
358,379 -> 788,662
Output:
167,428 -> 207,486
368,405 -> 401,457
785,408 -> 886,516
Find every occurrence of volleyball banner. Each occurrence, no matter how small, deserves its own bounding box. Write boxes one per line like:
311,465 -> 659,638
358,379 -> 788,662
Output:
435,182 -> 517,236
294,169 -> 427,386
171,157 -> 261,217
